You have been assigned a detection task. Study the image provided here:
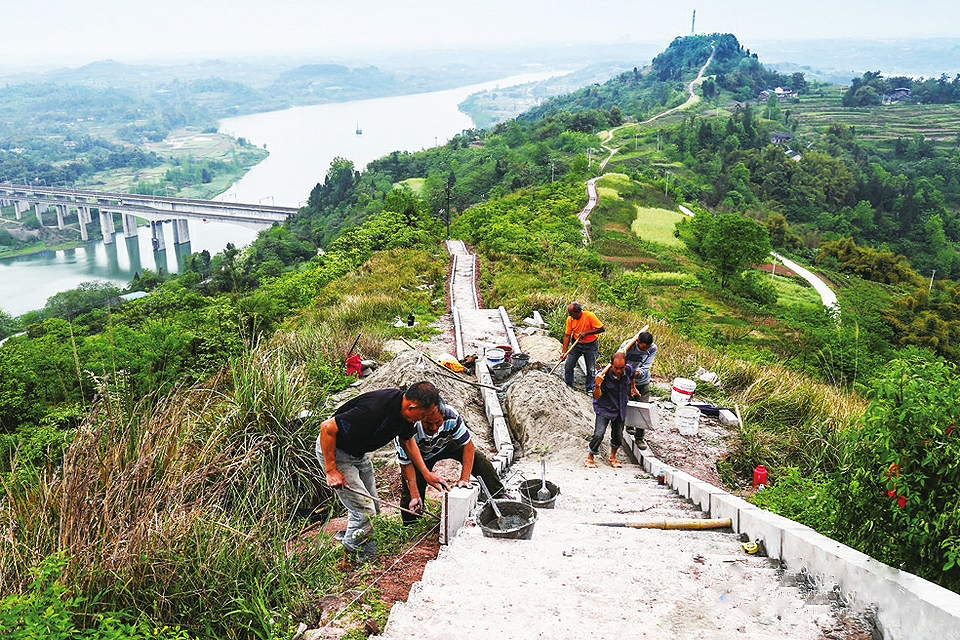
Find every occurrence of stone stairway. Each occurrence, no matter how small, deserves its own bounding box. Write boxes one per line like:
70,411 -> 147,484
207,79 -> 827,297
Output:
373,459 -> 839,640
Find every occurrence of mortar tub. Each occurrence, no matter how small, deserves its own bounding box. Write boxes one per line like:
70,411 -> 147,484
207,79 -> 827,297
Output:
478,500 -> 538,539
518,479 -> 560,508
511,352 -> 531,371
495,345 -> 514,364
490,361 -> 512,381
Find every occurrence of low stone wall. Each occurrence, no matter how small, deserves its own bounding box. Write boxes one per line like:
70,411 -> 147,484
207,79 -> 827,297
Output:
620,434 -> 960,640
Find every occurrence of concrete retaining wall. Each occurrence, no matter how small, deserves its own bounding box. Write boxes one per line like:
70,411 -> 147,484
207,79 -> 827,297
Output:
620,434 -> 960,640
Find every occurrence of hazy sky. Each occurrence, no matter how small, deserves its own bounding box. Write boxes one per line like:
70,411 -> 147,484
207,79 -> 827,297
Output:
5,0 -> 960,67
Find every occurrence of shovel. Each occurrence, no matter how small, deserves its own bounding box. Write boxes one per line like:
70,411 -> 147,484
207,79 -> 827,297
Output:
537,459 -> 550,502
549,335 -> 581,375
477,477 -> 504,529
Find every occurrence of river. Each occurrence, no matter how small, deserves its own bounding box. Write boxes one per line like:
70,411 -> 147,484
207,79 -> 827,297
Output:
0,71 -> 564,317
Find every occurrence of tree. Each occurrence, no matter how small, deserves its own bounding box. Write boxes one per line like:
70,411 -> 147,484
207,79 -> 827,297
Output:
700,213 -> 771,287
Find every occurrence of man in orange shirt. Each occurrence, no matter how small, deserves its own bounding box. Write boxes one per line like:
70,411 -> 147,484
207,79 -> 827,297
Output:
562,302 -> 605,393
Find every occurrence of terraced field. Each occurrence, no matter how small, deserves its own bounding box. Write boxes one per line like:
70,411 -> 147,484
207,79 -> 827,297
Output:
784,85 -> 960,152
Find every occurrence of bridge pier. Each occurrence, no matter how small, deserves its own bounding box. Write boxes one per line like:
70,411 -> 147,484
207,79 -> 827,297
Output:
150,220 -> 166,251
56,204 -> 66,230
14,200 -> 26,220
77,205 -> 89,241
99,210 -> 116,244
35,202 -> 47,226
122,213 -> 138,238
171,218 -> 190,245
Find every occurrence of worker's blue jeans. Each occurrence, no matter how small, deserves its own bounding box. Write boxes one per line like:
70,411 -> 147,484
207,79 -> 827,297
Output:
314,442 -> 379,551
589,413 -> 624,455
564,340 -> 599,392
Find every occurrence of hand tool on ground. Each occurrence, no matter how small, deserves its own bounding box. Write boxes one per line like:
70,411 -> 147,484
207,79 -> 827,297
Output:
537,458 -> 550,501
591,517 -> 733,530
347,333 -> 362,356
550,335 -> 581,375
400,337 -> 503,391
338,484 -> 440,520
477,477 -> 504,528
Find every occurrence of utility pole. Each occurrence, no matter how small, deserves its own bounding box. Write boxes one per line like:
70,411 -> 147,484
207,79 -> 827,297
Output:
929,269 -> 936,292
691,9 -> 696,36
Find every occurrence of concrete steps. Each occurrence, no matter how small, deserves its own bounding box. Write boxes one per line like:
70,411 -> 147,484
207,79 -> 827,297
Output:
373,461 -> 840,640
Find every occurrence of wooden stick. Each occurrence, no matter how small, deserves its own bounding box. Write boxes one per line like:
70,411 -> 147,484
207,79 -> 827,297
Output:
621,323 -> 650,354
339,484 -> 441,520
550,335 -> 581,374
400,337 -> 502,391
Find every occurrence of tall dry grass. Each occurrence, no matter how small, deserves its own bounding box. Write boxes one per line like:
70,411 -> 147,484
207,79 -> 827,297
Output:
0,347 -> 338,638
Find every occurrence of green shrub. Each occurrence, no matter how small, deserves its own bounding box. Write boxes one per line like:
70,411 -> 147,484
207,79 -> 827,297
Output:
0,552 -> 194,640
835,348 -> 960,590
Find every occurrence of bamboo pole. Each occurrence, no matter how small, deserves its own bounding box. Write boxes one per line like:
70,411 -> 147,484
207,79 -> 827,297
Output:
620,323 -> 651,354
592,517 -> 732,530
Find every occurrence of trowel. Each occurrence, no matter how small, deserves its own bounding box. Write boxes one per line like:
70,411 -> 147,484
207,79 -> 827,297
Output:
477,477 -> 505,529
537,459 -> 551,501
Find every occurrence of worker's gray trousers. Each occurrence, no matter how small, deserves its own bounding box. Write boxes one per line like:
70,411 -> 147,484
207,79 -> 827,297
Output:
315,443 -> 380,551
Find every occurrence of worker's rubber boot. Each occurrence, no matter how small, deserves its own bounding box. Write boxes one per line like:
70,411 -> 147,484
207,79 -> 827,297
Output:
355,539 -> 378,564
636,428 -> 647,450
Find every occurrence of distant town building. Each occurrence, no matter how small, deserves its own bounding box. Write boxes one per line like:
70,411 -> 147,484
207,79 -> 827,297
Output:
771,132 -> 793,145
759,87 -> 799,101
883,87 -> 912,104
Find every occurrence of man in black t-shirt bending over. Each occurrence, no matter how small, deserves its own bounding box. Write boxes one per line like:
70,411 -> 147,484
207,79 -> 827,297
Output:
316,381 -> 449,562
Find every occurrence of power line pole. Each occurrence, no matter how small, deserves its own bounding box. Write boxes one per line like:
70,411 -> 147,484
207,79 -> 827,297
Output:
691,9 -> 696,36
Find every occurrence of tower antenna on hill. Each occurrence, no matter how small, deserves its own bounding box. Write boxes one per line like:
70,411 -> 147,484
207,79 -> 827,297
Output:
691,9 -> 696,36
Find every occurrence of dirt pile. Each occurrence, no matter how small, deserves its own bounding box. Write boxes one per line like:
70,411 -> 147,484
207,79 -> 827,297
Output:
516,332 -> 561,366
349,346 -> 492,451
504,369 -> 594,462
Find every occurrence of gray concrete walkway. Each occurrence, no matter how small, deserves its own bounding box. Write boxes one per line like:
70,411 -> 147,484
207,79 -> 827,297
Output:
375,459 -> 838,640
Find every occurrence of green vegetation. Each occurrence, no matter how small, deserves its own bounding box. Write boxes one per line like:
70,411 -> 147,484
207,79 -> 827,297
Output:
6,31 -> 960,636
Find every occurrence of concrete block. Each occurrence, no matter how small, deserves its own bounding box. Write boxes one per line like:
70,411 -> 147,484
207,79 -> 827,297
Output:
641,454 -> 661,475
718,409 -> 740,426
667,469 -> 697,499
626,401 -> 658,430
687,480 -> 722,513
779,527 -> 960,639
492,416 -> 512,451
709,493 -> 757,534
441,485 -> 478,544
738,508 -> 809,560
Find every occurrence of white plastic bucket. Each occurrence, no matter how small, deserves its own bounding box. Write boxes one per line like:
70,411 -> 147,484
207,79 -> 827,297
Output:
671,377 -> 696,405
486,348 -> 505,365
675,405 -> 700,436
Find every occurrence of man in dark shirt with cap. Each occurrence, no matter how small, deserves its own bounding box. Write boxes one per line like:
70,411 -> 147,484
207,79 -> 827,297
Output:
316,381 -> 448,562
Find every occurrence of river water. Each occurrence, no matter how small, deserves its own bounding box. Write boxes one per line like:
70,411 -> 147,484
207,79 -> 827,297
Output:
0,71 -> 564,317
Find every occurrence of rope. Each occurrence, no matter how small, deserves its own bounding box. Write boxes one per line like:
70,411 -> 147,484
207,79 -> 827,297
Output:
323,518 -> 442,628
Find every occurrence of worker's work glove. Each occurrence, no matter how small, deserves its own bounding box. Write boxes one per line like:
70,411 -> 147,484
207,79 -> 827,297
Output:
409,497 -> 423,514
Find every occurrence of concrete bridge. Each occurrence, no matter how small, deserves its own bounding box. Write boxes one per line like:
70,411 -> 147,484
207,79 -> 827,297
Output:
0,184 -> 297,250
